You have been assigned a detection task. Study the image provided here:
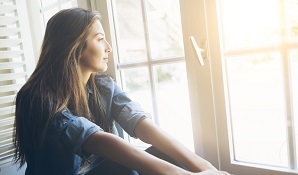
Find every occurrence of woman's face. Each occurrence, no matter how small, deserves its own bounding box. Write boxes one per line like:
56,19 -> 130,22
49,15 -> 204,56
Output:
80,20 -> 112,73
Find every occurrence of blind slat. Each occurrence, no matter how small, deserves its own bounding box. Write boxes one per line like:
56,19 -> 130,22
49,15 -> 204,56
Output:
0,50 -> 23,59
0,61 -> 25,69
0,72 -> 27,81
0,16 -> 18,25
0,148 -> 15,158
0,28 -> 20,37
0,116 -> 14,122
0,5 -> 16,15
0,128 -> 13,136
0,95 -> 15,104
0,136 -> 13,145
0,121 -> 14,134
0,39 -> 22,48
0,140 -> 13,149
0,106 -> 15,116
0,0 -> 13,3
0,84 -> 22,93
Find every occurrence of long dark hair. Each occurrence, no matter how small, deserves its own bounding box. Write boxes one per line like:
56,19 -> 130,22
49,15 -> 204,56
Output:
13,8 -> 110,168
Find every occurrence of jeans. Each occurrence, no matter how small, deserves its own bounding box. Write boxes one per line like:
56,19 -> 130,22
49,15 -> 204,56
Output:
84,146 -> 188,175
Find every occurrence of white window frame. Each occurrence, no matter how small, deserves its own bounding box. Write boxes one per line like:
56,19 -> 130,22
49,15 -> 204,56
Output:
180,0 -> 298,175
179,0 -> 220,169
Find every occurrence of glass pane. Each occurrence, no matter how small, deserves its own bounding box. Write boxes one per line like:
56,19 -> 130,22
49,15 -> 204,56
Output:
114,0 -> 147,63
291,50 -> 298,167
120,67 -> 153,147
43,7 -> 59,26
61,1 -> 77,9
41,0 -> 58,7
221,0 -> 281,50
153,63 -> 194,151
121,67 -> 153,114
226,53 -> 288,167
146,0 -> 184,59
285,0 -> 298,42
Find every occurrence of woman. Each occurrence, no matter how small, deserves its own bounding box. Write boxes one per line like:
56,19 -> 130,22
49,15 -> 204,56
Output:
14,8 -> 230,175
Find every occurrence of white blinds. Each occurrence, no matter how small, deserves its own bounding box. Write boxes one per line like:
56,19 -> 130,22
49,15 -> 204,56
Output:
0,0 -> 35,164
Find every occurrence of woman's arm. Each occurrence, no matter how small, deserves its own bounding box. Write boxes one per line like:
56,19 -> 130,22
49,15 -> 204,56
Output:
83,126 -> 230,175
134,118 -> 218,172
83,131 -> 192,175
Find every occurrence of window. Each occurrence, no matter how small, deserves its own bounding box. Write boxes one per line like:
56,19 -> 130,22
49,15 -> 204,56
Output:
26,0 -> 78,60
180,0 -> 298,174
0,0 -> 35,164
39,0 -> 78,31
221,0 -> 298,171
104,0 -> 195,151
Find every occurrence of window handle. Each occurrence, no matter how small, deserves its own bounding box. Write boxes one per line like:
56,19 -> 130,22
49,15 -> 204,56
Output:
190,36 -> 205,66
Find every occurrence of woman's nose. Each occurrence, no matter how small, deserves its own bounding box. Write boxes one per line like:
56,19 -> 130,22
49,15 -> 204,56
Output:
106,41 -> 112,53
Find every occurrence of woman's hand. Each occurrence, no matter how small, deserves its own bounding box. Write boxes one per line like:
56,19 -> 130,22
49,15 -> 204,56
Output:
194,170 -> 232,175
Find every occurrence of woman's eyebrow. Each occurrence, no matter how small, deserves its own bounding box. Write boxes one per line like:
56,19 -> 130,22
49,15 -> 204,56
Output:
95,33 -> 105,37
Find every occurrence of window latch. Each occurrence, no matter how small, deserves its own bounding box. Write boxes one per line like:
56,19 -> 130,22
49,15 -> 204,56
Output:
190,36 -> 206,66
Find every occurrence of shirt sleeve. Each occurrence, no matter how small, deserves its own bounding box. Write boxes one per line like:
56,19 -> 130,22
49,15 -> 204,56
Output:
54,110 -> 103,158
63,117 -> 103,157
95,73 -> 151,138
111,81 -> 151,138
116,101 -> 151,138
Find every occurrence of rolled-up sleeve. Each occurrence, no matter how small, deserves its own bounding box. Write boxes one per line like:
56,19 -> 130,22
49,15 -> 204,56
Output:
111,82 -> 151,137
62,117 -> 103,157
116,101 -> 151,137
95,73 -> 151,138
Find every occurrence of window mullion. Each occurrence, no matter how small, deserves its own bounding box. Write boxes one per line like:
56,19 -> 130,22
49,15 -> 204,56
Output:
283,40 -> 297,170
280,0 -> 297,170
282,47 -> 297,170
140,0 -> 160,125
117,57 -> 185,69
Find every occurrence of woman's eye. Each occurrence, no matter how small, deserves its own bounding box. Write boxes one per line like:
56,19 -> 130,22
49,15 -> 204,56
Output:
98,38 -> 104,41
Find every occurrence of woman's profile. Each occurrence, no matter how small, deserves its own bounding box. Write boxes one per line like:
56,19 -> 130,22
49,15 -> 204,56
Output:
13,7 -> 230,175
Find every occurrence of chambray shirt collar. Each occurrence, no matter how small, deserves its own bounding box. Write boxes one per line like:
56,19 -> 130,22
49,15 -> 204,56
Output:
86,85 -> 92,94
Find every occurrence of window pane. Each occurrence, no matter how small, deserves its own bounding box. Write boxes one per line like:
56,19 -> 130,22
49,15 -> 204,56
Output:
114,0 -> 147,63
153,63 -> 194,151
120,67 -> 153,147
286,0 -> 298,42
120,67 -> 153,117
43,7 -> 59,26
120,67 -> 153,114
146,0 -> 184,59
61,1 -> 77,9
291,50 -> 298,167
226,53 -> 288,167
221,0 -> 281,50
41,0 -> 58,7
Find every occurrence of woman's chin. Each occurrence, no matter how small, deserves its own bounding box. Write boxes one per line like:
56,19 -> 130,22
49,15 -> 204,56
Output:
98,65 -> 108,72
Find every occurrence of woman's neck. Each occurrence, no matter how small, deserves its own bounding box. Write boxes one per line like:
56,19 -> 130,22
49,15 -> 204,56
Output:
81,71 -> 92,86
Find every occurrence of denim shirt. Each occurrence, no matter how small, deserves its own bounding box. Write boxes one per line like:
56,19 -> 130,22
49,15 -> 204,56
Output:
24,73 -> 150,175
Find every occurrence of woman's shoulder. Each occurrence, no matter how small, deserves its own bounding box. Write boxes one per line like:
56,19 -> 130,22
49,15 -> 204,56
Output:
94,72 -> 114,83
93,72 -> 115,91
16,84 -> 40,104
16,84 -> 53,113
